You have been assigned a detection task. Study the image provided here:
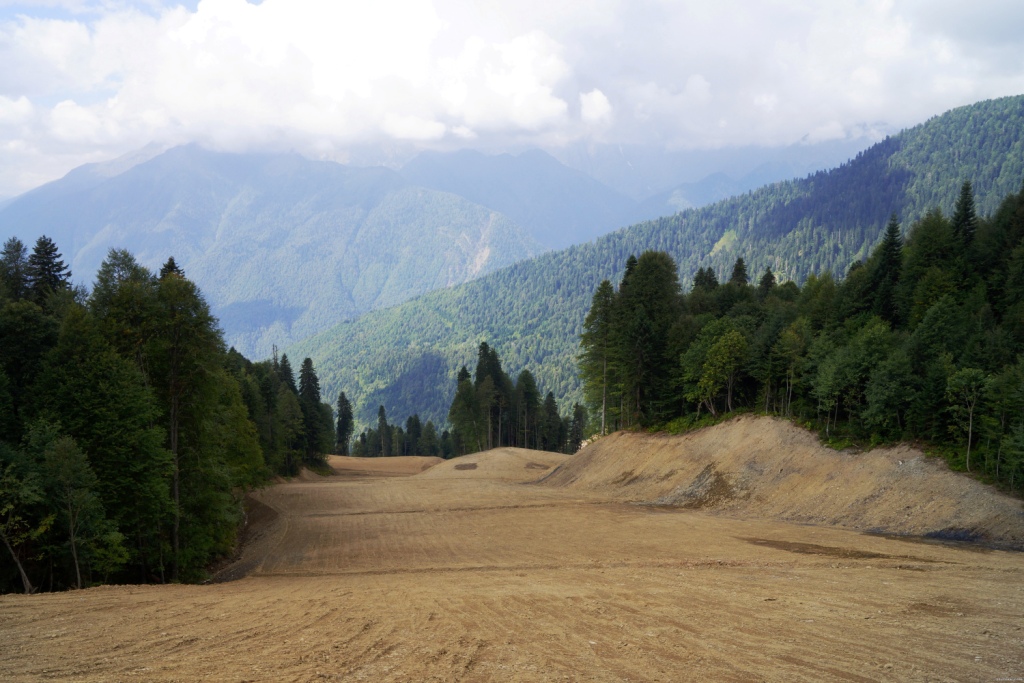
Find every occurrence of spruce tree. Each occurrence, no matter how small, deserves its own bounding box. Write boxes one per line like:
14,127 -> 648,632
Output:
0,237 -> 29,301
405,414 -> 422,455
335,392 -> 353,455
729,257 -> 748,286
159,257 -> 184,279
579,280 -> 615,434
693,267 -> 719,291
614,251 -> 681,425
298,358 -> 322,464
872,214 -> 903,326
952,180 -> 978,246
758,267 -> 776,297
377,405 -> 390,457
278,354 -> 297,393
541,392 -> 560,451
27,236 -> 71,302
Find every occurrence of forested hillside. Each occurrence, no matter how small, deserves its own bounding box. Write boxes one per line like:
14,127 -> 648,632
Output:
575,180 -> 1024,490
0,146 -> 541,358
292,95 -> 1024,427
0,239 -> 336,593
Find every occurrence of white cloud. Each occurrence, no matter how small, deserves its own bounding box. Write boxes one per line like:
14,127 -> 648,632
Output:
0,94 -> 32,124
0,0 -> 1023,195
580,88 -> 611,125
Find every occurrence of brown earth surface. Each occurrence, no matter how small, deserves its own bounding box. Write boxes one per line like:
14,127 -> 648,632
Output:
2,417 -> 1024,682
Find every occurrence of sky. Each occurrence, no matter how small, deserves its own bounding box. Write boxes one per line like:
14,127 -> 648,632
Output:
1,0 -> 1024,197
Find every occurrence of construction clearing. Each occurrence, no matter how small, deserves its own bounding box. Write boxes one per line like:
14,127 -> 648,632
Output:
2,416 -> 1023,681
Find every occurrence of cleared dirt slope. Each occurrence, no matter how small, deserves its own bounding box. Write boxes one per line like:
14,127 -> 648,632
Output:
328,454 -> 443,476
4,448 -> 1024,681
542,415 -> 1024,548
417,447 -> 568,482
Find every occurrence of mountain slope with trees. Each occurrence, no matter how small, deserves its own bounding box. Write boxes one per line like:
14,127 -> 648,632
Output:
0,237 -> 336,592
575,179 -> 1024,491
0,145 -> 542,358
291,95 -> 1024,428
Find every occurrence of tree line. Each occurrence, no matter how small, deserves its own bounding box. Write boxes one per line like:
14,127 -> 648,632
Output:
579,180 -> 1024,490
348,405 -> 453,458
447,342 -> 587,456
0,238 -> 336,593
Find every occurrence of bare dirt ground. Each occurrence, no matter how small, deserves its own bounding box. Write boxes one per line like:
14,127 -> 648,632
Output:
2,419 -> 1024,682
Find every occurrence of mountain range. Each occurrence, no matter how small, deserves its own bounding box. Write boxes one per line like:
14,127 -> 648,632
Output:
0,135 -> 875,358
0,146 -> 543,356
288,94 -> 1024,427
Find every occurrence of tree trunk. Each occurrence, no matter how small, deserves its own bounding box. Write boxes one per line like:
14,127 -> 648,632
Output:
966,408 -> 973,472
170,390 -> 180,582
601,358 -> 607,435
67,501 -> 81,589
0,527 -> 34,594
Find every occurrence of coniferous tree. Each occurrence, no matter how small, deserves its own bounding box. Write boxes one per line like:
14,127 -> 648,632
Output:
335,392 -> 353,455
377,405 -> 390,457
579,280 -> 616,435
514,369 -> 540,448
404,414 -> 422,455
693,266 -> 719,290
614,251 -> 681,425
729,257 -> 748,286
0,237 -> 29,301
952,180 -> 978,246
298,358 -> 323,464
419,421 -> 439,456
278,354 -> 297,393
26,236 -> 71,303
873,214 -> 904,326
159,257 -> 184,279
758,267 -> 777,297
567,403 -> 587,453
540,392 -> 561,451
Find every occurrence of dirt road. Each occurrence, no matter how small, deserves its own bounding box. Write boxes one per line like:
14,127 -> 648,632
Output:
2,442 -> 1023,681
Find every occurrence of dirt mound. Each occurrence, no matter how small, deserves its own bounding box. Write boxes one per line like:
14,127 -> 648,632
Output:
293,467 -> 329,482
418,447 -> 569,483
329,455 -> 443,477
542,415 -> 1024,548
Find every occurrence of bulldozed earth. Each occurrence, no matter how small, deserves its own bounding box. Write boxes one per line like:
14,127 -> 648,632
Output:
2,416 -> 1023,681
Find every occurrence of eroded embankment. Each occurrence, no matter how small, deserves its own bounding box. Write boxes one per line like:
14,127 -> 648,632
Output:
540,415 -> 1024,549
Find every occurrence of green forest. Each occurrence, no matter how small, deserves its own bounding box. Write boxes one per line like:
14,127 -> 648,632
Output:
578,181 -> 1024,491
348,341 -> 587,459
292,95 -> 1024,429
0,239 -> 336,593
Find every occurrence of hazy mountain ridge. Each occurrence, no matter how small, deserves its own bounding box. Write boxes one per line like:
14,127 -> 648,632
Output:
400,149 -> 639,249
291,95 -> 1024,427
0,145 -> 542,357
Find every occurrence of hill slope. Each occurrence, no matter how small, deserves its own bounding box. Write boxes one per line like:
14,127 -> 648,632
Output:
291,95 -> 1024,425
540,416 -> 1024,548
0,145 -> 541,357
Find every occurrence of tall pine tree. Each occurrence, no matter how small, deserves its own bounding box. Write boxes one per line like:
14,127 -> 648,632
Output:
27,236 -> 71,303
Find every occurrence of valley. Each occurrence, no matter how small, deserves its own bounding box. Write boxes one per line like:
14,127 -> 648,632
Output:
2,418 -> 1022,681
